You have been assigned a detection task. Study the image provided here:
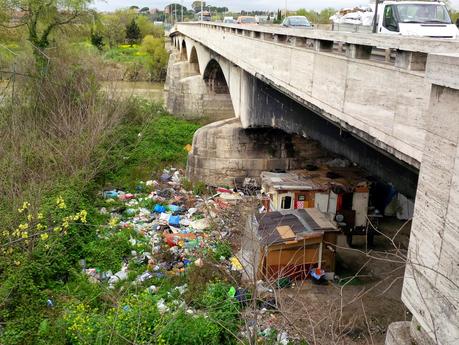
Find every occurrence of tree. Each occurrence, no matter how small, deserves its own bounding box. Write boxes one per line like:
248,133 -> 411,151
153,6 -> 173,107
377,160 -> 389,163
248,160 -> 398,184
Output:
318,8 -> 336,24
0,0 -> 91,60
191,1 -> 206,13
274,9 -> 282,24
90,30 -> 104,50
136,15 -> 163,39
125,18 -> 140,46
296,9 -> 319,23
141,34 -> 169,81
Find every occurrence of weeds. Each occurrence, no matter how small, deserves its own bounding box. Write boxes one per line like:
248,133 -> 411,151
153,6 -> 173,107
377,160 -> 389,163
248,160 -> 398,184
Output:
0,47 -> 201,344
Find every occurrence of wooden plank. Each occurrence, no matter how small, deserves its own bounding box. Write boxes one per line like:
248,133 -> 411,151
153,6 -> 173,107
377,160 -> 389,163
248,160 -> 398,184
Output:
276,225 -> 295,239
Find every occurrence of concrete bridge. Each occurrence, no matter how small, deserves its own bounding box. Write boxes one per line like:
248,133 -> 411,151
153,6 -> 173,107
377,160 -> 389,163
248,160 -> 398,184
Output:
168,22 -> 459,345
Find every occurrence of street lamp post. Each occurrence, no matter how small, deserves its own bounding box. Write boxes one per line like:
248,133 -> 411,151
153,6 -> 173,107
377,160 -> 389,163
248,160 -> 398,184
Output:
201,1 -> 203,21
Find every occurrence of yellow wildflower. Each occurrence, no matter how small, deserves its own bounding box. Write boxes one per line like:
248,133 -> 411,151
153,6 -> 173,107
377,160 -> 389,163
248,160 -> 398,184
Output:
40,233 -> 49,241
109,217 -> 119,227
79,210 -> 88,223
2,230 -> 8,237
14,260 -> 21,266
54,226 -> 62,233
37,213 -> 44,220
18,201 -> 30,213
36,223 -> 45,230
56,196 -> 66,209
27,214 -> 33,222
18,223 -> 29,231
21,232 -> 28,239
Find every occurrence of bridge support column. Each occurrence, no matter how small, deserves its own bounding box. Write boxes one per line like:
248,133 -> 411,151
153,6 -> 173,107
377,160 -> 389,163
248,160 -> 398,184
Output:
395,51 -> 427,71
186,118 -> 326,187
346,44 -> 372,59
314,39 -> 333,52
386,53 -> 459,345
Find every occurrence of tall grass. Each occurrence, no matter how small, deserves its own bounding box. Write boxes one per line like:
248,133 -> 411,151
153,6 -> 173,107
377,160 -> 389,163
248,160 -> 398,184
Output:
0,46 -> 127,227
0,45 -> 201,344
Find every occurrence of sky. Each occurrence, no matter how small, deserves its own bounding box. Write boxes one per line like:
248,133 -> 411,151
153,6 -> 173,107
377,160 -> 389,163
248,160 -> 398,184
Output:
93,0 -> 459,12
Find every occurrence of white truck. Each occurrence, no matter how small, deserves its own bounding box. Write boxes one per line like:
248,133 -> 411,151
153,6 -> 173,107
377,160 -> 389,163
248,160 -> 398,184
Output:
332,1 -> 459,38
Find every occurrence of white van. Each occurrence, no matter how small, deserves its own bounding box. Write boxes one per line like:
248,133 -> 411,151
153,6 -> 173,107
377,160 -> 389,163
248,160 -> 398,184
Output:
376,1 -> 459,38
332,1 -> 459,38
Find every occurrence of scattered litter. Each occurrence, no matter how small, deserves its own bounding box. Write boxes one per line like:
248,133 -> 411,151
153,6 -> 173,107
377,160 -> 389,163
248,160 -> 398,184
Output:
108,270 -> 128,288
147,285 -> 158,294
157,299 -> 169,314
47,299 -> 54,308
230,256 -> 243,271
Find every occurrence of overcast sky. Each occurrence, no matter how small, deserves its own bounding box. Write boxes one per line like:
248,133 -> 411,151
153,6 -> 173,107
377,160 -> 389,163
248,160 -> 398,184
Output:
94,0 -> 459,12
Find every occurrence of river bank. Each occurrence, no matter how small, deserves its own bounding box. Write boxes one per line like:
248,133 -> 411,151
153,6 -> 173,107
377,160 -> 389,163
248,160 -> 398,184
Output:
101,81 -> 165,104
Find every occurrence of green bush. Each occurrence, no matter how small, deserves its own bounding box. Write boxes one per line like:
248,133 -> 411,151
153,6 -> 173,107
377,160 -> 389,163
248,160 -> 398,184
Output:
199,282 -> 241,344
192,181 -> 207,196
156,310 -> 221,345
82,229 -> 134,272
213,241 -> 233,261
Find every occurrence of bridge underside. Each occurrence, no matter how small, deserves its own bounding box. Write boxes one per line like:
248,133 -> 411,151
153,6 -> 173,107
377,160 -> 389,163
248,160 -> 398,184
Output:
245,74 -> 419,198
169,34 -> 419,198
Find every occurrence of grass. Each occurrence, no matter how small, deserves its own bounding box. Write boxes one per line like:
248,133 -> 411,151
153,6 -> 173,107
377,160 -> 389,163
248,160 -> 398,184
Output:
104,44 -> 148,64
0,104 -> 202,344
0,55 -> 201,342
98,99 -> 200,188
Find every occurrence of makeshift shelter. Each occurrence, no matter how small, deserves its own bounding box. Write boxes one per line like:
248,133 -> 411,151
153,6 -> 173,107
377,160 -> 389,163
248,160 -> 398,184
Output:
261,167 -> 370,229
243,208 -> 338,282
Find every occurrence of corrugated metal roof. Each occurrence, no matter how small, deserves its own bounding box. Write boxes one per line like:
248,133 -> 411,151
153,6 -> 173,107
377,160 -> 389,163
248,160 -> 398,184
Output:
256,209 -> 337,246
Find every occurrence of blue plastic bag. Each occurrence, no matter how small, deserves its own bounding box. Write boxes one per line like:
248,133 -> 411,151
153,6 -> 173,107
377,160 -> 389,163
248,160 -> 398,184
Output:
154,204 -> 166,213
167,204 -> 181,213
169,215 -> 181,226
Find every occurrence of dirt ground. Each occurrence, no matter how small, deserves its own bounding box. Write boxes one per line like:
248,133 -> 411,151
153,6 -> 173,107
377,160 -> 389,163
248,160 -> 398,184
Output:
253,218 -> 412,345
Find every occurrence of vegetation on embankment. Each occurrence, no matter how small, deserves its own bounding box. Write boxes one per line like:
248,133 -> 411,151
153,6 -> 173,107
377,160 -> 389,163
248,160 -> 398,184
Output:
0,45 -> 202,344
0,4 -> 244,345
0,4 -> 169,82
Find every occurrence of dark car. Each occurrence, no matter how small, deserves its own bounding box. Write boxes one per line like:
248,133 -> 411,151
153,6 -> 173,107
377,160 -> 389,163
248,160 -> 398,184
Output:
282,16 -> 312,28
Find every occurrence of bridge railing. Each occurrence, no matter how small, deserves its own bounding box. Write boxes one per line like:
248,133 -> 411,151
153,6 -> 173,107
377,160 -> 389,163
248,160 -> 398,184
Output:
176,22 -> 459,72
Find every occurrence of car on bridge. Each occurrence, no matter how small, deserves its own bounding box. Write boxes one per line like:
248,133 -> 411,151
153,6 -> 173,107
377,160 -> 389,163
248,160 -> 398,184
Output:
223,17 -> 236,24
282,16 -> 312,28
237,16 -> 258,25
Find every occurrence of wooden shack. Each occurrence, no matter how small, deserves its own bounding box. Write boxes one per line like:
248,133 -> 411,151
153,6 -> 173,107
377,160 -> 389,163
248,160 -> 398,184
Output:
247,208 -> 339,281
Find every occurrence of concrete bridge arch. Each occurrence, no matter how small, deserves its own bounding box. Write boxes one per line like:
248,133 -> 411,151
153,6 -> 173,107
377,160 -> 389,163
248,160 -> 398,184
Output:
165,37 -> 237,122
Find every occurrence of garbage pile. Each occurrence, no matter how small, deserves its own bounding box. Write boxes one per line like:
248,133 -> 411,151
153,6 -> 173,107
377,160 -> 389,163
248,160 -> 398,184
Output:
330,6 -> 374,26
78,168 -> 306,343
82,168 -> 245,289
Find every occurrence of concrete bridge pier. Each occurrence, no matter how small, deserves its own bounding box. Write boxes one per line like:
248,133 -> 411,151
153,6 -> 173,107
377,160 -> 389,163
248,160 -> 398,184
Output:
167,36 -> 327,186
186,118 -> 326,187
